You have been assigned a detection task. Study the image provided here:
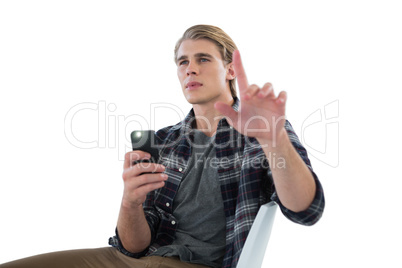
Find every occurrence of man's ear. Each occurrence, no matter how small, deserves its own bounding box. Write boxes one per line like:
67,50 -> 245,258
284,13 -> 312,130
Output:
226,62 -> 236,81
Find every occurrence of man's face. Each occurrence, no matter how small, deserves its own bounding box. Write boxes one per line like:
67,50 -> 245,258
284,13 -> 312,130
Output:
176,39 -> 234,105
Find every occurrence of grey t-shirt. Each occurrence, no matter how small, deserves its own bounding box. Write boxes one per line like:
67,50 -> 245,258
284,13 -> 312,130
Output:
150,129 -> 226,267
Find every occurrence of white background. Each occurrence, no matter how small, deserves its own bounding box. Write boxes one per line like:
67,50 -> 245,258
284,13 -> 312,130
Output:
1,0 -> 401,267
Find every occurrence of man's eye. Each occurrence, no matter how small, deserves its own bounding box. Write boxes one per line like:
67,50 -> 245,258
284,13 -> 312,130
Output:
179,60 -> 188,65
200,58 -> 209,62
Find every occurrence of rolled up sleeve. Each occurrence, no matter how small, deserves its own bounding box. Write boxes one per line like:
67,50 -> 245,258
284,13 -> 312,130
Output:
269,120 -> 325,226
270,170 -> 325,226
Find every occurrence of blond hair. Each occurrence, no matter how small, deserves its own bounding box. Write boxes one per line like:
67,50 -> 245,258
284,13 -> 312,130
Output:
174,25 -> 238,99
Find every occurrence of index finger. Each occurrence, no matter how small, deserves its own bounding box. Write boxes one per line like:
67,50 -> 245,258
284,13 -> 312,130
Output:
124,150 -> 151,169
233,50 -> 249,92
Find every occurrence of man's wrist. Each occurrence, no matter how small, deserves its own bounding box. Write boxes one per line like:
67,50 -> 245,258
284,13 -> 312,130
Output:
121,198 -> 143,211
256,128 -> 289,152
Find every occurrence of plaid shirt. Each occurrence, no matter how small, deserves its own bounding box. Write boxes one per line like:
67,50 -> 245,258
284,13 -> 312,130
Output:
109,99 -> 325,268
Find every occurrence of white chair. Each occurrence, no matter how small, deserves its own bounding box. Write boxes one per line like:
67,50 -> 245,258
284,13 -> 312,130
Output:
237,201 -> 278,268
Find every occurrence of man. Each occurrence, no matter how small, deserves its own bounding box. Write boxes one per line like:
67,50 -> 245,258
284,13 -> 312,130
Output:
1,25 -> 324,268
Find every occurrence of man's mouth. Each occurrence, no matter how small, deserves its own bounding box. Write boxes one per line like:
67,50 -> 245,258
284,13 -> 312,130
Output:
186,81 -> 203,90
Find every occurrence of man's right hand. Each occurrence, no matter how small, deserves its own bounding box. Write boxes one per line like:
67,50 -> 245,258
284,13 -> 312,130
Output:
121,150 -> 167,208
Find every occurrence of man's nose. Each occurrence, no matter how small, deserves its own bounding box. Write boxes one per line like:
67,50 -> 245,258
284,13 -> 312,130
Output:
186,61 -> 198,76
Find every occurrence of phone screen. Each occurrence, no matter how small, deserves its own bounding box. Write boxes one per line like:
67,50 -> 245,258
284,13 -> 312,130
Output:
130,130 -> 159,163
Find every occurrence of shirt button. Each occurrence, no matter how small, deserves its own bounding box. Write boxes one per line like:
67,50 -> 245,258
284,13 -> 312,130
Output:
178,168 -> 183,172
166,202 -> 170,207
171,220 -> 176,225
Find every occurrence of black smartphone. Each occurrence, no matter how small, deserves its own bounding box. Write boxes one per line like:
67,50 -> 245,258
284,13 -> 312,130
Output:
130,130 -> 159,163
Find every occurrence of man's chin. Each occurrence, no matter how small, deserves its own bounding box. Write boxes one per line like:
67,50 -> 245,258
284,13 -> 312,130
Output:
186,99 -> 210,106
184,95 -> 207,105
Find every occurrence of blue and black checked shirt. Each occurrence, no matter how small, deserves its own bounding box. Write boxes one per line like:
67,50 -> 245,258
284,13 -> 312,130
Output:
109,98 -> 325,268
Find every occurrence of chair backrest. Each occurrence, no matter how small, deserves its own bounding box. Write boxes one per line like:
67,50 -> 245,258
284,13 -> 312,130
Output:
236,201 -> 278,268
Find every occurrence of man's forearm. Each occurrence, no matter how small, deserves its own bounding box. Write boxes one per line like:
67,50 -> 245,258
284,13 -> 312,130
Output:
258,129 -> 316,212
117,202 -> 152,253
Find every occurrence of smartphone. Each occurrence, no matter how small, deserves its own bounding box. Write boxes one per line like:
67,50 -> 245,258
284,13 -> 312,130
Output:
130,130 -> 159,163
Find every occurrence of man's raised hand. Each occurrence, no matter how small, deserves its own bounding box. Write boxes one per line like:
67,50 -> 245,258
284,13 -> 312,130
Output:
215,50 -> 287,142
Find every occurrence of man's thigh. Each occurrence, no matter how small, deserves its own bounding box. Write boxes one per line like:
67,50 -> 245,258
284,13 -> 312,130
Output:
0,248 -> 209,268
0,247 -> 146,268
141,256 -> 209,268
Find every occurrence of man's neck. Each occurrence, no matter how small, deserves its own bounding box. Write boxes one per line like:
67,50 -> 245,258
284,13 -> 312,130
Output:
192,96 -> 234,137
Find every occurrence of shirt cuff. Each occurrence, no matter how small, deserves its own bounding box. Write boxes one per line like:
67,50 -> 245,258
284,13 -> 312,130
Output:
108,228 -> 149,258
271,171 -> 325,226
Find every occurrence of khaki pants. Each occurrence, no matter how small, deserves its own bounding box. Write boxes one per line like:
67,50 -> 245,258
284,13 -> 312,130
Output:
0,247 -> 210,268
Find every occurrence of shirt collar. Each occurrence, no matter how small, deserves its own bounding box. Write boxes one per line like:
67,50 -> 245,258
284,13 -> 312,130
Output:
178,97 -> 239,131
